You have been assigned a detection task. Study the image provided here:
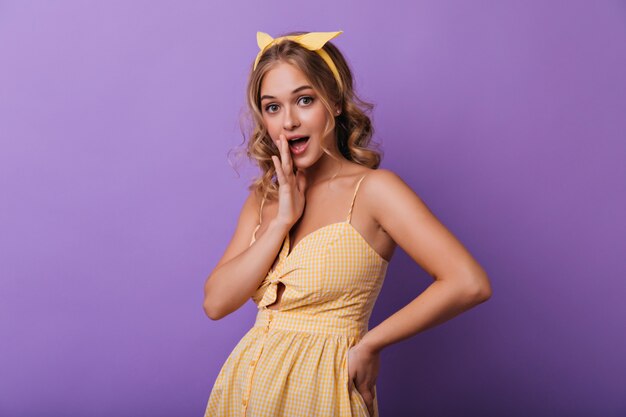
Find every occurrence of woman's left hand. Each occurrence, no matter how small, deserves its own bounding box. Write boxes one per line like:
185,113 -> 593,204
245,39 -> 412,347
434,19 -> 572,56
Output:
347,343 -> 380,416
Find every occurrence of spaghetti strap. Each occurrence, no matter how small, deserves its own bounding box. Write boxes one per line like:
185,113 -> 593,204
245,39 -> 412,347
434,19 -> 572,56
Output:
346,174 -> 367,223
250,191 -> 267,244
258,193 -> 266,223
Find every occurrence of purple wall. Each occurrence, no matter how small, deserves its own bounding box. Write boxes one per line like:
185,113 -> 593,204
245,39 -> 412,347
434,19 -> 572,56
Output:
1,1 -> 624,416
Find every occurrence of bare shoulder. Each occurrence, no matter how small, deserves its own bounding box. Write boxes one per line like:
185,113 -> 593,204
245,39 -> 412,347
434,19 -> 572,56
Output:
362,168 -> 408,192
359,168 -> 422,222
213,188 -> 262,269
238,188 -> 263,224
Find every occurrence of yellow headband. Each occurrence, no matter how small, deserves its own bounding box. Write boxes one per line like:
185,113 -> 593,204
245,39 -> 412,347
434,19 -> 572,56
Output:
253,30 -> 344,91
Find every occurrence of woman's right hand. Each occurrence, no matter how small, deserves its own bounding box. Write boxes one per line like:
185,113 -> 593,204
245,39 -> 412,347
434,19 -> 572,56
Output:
271,134 -> 307,228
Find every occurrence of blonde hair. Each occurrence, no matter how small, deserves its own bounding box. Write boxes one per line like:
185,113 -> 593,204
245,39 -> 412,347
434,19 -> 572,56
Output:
229,30 -> 383,202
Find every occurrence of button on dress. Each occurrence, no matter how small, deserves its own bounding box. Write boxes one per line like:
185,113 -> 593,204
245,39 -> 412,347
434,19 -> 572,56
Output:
205,174 -> 389,417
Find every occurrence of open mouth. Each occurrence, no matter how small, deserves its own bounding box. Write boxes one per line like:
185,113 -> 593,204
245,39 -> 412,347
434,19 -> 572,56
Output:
288,136 -> 310,153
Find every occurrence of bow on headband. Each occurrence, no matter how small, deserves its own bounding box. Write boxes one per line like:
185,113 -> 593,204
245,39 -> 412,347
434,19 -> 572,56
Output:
253,31 -> 344,91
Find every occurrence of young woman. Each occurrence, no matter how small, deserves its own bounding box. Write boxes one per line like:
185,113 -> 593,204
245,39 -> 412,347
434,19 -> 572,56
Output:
203,30 -> 492,417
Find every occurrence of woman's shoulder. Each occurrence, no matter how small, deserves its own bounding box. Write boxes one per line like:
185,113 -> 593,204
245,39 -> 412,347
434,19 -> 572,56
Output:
246,185 -> 277,223
358,168 -> 414,211
360,167 -> 405,189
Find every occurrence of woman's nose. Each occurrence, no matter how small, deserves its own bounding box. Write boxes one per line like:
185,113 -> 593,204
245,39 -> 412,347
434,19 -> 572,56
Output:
283,108 -> 300,130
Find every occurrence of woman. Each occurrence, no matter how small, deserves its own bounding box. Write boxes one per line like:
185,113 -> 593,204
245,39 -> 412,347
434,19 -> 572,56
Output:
203,30 -> 492,417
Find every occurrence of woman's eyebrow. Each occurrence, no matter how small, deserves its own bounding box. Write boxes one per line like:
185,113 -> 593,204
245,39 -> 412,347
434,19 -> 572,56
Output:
260,85 -> 313,101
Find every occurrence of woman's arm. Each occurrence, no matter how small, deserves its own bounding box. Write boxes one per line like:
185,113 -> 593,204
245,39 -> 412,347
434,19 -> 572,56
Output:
205,134 -> 307,320
359,169 -> 492,352
203,191 -> 289,320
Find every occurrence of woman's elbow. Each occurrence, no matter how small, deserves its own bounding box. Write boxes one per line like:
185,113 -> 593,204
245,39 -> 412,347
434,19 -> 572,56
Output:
466,273 -> 493,303
203,298 -> 225,321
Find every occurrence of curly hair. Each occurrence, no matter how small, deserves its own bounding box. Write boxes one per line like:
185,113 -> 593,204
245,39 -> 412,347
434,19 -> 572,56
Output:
229,30 -> 383,203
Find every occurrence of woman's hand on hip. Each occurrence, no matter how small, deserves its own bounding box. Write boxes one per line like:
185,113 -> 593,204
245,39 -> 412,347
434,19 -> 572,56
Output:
348,343 -> 380,416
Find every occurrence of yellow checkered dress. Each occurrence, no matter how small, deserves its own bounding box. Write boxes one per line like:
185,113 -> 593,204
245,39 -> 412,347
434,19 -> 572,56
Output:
205,174 -> 389,416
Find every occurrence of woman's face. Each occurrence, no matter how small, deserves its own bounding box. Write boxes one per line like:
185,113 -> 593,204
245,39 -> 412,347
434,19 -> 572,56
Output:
259,61 -> 337,169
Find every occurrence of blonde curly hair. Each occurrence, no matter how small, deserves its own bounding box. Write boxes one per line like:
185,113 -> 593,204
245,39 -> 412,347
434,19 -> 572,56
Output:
229,30 -> 383,203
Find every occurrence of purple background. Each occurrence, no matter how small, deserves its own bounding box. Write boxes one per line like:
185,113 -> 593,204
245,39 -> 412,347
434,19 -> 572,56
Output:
1,1 -> 625,416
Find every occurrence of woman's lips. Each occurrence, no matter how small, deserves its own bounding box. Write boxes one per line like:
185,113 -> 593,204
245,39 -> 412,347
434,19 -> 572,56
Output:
288,136 -> 309,155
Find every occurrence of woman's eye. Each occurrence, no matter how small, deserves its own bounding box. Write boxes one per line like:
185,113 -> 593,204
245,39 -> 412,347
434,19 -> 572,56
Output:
265,96 -> 313,113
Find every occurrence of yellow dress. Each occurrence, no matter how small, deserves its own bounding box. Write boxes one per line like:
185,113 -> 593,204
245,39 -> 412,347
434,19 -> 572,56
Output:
205,174 -> 389,417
